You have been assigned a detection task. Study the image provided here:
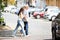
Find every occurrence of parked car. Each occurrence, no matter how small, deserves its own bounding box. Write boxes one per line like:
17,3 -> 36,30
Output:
4,5 -> 19,14
33,10 -> 44,19
10,7 -> 19,14
28,7 -> 44,17
52,13 -> 60,40
44,6 -> 60,21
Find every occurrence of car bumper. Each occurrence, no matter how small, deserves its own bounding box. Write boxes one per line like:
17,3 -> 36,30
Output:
44,15 -> 49,19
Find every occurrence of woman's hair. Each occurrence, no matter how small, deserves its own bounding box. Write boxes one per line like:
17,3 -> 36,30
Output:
18,7 -> 24,15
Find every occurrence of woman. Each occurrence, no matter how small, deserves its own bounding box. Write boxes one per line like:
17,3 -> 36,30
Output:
13,7 -> 26,37
19,6 -> 29,36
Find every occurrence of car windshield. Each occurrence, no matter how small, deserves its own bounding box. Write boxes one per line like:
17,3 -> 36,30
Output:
50,9 -> 59,13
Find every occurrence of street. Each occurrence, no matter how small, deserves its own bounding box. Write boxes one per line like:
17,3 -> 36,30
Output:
27,18 -> 52,40
0,17 -> 52,40
0,0 -> 60,40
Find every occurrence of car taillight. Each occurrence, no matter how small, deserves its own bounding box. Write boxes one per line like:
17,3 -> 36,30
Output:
40,12 -> 44,17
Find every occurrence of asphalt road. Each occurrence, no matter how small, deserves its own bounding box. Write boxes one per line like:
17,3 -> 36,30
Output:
27,18 -> 52,40
0,17 -> 52,40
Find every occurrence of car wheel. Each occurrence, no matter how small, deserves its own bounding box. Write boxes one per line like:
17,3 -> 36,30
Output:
36,15 -> 40,19
49,19 -> 52,21
34,16 -> 37,19
52,17 -> 56,21
52,16 -> 56,21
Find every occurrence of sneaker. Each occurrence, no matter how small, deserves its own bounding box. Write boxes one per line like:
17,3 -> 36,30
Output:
26,35 -> 30,37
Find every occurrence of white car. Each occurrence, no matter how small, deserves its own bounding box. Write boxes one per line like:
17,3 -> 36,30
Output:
10,7 -> 19,14
44,6 -> 60,21
4,5 -> 19,14
4,7 -> 11,12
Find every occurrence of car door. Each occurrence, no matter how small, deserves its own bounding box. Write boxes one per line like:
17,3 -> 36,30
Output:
55,13 -> 60,35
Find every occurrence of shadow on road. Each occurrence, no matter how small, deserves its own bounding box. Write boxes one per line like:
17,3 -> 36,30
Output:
44,39 -> 52,40
44,38 -> 60,40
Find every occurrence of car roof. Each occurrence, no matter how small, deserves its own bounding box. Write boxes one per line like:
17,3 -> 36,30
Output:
46,6 -> 59,9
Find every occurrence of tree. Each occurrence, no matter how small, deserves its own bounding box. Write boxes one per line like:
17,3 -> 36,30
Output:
0,0 -> 5,26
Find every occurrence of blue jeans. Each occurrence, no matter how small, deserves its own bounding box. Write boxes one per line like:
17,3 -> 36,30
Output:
13,20 -> 26,36
24,22 -> 28,35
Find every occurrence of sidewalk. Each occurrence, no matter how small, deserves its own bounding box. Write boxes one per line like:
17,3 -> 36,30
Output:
0,26 -> 22,37
0,26 -> 31,40
0,26 -> 23,40
0,37 -> 22,40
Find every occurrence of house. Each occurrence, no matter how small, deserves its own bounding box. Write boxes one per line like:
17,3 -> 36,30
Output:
45,0 -> 60,8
